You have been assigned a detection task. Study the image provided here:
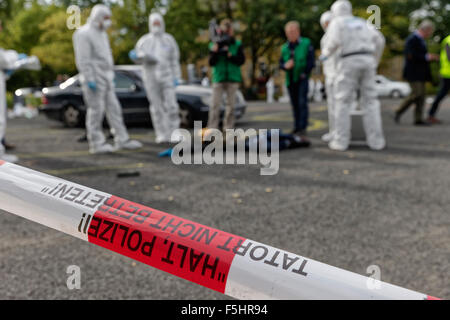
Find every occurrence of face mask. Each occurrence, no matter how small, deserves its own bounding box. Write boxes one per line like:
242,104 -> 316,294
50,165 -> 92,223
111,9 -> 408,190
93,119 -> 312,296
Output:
152,25 -> 162,34
103,19 -> 112,30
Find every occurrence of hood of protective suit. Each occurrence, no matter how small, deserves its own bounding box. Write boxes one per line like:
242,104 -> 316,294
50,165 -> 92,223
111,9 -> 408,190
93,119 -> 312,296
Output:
87,4 -> 112,30
149,13 -> 165,35
320,11 -> 332,30
331,0 -> 353,18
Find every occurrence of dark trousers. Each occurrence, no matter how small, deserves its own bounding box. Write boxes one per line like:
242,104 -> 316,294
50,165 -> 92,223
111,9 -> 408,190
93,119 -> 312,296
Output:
396,81 -> 426,122
429,78 -> 450,117
288,79 -> 309,133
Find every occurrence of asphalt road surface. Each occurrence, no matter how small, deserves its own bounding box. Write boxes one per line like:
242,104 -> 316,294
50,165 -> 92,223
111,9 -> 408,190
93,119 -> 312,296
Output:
1,98 -> 449,299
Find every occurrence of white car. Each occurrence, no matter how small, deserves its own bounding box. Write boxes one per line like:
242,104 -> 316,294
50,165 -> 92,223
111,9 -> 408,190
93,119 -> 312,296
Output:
375,75 -> 411,98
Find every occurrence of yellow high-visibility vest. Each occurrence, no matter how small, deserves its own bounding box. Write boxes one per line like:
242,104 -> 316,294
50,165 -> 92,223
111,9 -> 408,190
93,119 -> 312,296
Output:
440,35 -> 450,78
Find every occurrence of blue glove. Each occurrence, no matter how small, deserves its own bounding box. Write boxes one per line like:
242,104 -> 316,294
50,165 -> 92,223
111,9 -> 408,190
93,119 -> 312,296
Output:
318,55 -> 328,62
18,53 -> 28,60
129,50 -> 137,61
158,148 -> 173,158
174,79 -> 180,87
87,81 -> 97,92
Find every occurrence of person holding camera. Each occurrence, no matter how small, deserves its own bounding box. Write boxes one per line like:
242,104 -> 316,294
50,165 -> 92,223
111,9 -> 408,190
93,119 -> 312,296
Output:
208,19 -> 245,132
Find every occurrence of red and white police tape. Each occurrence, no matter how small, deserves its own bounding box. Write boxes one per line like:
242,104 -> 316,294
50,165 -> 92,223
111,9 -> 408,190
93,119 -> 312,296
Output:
0,160 -> 440,300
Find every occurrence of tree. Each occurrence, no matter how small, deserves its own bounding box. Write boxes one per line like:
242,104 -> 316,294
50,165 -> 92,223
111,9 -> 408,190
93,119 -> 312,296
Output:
31,9 -> 77,75
110,0 -> 161,64
163,0 -> 211,63
0,3 -> 59,89
0,3 -> 56,53
1,0 -> 449,92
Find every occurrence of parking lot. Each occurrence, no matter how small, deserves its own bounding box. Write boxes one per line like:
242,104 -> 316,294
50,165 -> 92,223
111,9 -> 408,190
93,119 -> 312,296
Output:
0,98 -> 449,299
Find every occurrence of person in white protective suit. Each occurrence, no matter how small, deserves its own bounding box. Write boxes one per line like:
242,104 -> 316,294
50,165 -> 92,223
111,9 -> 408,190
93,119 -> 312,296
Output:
0,18 -> 23,163
132,12 -> 182,144
73,4 -> 143,154
321,0 -> 386,151
0,49 -> 19,163
320,11 -> 337,143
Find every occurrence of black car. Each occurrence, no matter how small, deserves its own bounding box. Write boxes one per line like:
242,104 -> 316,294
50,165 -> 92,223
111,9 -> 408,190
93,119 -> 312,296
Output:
39,65 -> 247,128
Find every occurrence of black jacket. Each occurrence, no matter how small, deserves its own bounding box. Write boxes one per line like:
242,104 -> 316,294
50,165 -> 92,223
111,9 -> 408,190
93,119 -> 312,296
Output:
403,33 -> 432,82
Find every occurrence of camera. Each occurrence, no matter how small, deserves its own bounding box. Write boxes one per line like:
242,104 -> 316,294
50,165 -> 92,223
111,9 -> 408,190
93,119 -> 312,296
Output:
209,19 -> 233,54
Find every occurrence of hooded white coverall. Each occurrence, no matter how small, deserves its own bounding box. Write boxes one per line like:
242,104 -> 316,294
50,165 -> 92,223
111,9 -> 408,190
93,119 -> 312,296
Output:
134,13 -> 182,143
320,11 -> 338,142
0,49 -> 19,162
73,5 -> 138,153
322,0 -> 386,151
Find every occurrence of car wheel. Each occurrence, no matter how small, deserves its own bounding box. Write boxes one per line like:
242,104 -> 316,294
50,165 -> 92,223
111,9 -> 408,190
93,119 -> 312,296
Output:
179,103 -> 193,129
62,104 -> 81,128
391,90 -> 402,99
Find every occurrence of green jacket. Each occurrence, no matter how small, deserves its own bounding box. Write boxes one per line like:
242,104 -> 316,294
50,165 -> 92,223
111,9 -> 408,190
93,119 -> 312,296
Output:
281,37 -> 311,87
209,40 -> 244,83
440,35 -> 450,79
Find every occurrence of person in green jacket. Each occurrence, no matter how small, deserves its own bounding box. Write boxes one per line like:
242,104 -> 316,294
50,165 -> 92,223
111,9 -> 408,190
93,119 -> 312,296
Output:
427,34 -> 450,124
279,21 -> 315,138
208,19 -> 245,131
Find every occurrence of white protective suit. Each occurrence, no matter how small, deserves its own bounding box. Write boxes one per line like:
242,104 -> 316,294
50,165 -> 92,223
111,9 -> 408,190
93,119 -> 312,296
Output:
73,4 -> 142,153
0,49 -> 19,162
134,13 -> 182,143
320,11 -> 337,143
322,0 -> 386,151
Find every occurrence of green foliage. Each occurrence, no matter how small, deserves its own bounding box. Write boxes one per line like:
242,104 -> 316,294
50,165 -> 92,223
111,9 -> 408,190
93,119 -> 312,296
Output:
6,91 -> 13,110
25,94 -> 42,108
110,0 -> 161,64
0,0 -> 449,91
31,10 -> 77,74
163,0 -> 211,63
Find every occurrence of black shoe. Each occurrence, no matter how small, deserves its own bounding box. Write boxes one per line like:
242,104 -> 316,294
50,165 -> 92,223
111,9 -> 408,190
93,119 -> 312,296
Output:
394,112 -> 401,124
414,120 -> 431,126
3,141 -> 16,151
292,129 -> 307,136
